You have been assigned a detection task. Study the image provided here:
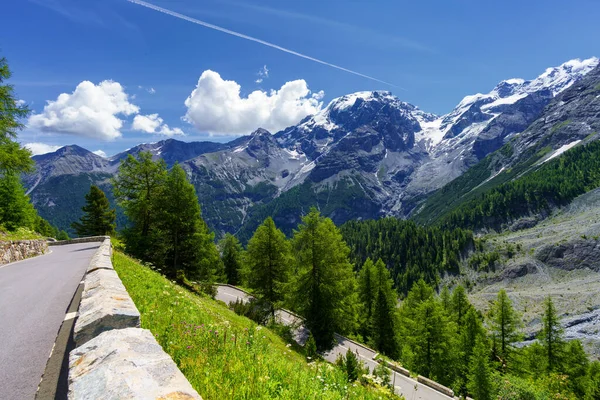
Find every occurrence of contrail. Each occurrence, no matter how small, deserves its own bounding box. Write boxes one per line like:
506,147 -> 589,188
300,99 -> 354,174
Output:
127,0 -> 400,88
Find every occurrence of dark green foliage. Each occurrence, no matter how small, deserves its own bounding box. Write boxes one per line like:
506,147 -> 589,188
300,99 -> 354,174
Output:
0,173 -> 37,230
219,233 -> 243,285
0,57 -> 33,175
112,152 -> 167,260
244,217 -> 291,316
344,348 -> 360,382
357,258 -> 377,339
341,218 -> 473,293
237,177 -> 374,243
457,308 -> 486,395
468,251 -> 501,272
71,185 -> 116,237
451,285 -> 472,326
304,333 -> 317,360
439,141 -> 600,231
538,296 -> 565,373
468,338 -> 494,400
563,340 -> 589,398
155,164 -> 223,282
288,209 -> 358,351
370,258 -> 399,359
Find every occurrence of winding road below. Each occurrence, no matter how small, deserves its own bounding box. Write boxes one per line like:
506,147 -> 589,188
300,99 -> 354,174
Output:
216,284 -> 452,400
0,243 -> 100,400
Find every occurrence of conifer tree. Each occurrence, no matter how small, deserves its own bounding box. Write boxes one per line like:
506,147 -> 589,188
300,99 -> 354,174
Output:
371,258 -> 399,358
71,185 -> 116,237
440,285 -> 451,314
289,208 -> 358,351
219,233 -> 243,285
357,258 -> 377,338
154,164 -> 222,282
489,289 -> 520,368
457,307 -> 486,394
112,151 -> 166,260
539,296 -> 565,373
467,338 -> 494,400
451,285 -> 471,326
0,57 -> 33,175
245,217 -> 291,316
0,172 -> 37,230
345,348 -> 360,382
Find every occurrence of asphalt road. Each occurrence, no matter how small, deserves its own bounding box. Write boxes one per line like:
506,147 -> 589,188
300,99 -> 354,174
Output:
215,284 -> 452,400
0,243 -> 100,400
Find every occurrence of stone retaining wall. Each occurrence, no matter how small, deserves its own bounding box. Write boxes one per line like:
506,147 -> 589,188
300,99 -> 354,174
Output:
0,239 -> 48,265
68,238 -> 201,400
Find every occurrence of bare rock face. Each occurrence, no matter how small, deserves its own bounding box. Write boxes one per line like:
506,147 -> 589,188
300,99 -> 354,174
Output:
0,240 -> 48,265
69,328 -> 201,400
73,268 -> 141,346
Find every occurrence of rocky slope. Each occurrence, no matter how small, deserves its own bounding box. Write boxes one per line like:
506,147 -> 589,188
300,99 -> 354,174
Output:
23,58 -> 599,236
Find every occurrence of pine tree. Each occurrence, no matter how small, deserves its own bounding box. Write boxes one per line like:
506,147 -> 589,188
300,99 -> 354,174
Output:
71,185 -> 116,237
489,289 -> 520,368
245,217 -> 292,317
586,361 -> 600,400
154,164 -> 222,283
371,258 -> 399,358
112,152 -> 166,260
289,208 -> 358,351
539,296 -> 565,373
357,258 -> 377,339
219,233 -> 243,285
467,338 -> 494,400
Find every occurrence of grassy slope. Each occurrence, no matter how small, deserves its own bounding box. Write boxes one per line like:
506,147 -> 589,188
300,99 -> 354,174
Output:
113,251 -> 397,400
0,227 -> 43,241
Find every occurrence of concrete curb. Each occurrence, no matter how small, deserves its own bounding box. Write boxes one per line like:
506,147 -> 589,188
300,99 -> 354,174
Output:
68,238 -> 202,399
48,236 -> 109,246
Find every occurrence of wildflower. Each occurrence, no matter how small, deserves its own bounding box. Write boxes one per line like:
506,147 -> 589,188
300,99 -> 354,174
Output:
286,344 -> 292,348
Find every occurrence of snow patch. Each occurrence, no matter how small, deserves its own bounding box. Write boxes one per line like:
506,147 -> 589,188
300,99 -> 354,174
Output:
543,140 -> 582,163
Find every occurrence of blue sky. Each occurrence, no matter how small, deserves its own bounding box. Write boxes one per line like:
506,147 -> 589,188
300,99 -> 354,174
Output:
2,0 -> 599,156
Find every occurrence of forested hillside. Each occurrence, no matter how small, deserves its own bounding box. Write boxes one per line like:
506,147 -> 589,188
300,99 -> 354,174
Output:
438,140 -> 600,231
341,218 -> 473,293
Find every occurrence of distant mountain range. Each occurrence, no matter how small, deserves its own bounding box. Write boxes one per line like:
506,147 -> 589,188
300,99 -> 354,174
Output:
24,57 -> 600,237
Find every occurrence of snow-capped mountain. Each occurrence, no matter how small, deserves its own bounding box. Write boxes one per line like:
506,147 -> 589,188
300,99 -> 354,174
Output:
24,57 -> 600,237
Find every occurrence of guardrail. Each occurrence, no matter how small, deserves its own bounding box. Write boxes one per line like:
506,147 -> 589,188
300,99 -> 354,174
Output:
68,237 -> 201,399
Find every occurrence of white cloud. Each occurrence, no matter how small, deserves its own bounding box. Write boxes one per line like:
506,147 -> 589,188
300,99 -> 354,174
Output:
148,87 -> 156,94
28,80 -> 139,140
93,150 -> 107,158
184,70 -> 323,136
258,65 -> 269,78
255,78 -> 263,84
16,99 -> 26,106
24,142 -> 62,156
132,114 -> 183,136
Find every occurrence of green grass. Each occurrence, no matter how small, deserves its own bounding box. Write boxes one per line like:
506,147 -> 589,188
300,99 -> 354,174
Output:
113,251 -> 400,400
0,227 -> 43,241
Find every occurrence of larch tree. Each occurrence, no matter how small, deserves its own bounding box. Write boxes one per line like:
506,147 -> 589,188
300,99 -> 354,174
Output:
451,284 -> 472,326
71,185 -> 116,237
289,208 -> 358,351
488,289 -> 521,369
467,338 -> 494,400
245,217 -> 292,317
457,307 -> 486,395
539,296 -> 565,373
219,233 -> 244,286
371,258 -> 399,358
357,258 -> 377,339
112,151 -> 166,260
